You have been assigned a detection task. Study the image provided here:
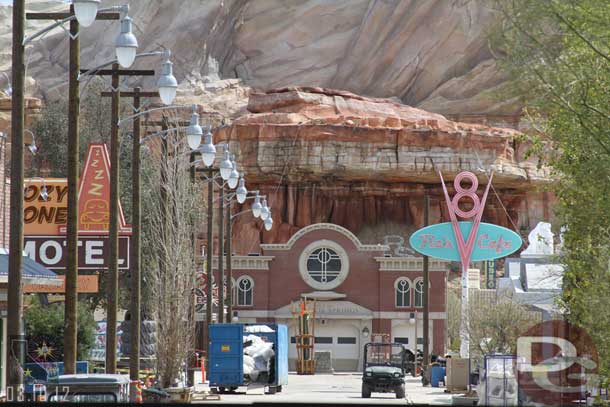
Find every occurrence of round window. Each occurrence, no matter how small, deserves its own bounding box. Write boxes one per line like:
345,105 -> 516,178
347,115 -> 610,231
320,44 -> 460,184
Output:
299,240 -> 349,290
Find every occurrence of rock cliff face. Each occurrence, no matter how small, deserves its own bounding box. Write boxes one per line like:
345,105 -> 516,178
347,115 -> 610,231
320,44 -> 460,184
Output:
213,87 -> 552,253
0,0 -> 519,119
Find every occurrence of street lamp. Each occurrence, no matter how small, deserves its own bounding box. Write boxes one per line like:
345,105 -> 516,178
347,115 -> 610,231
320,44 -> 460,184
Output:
251,193 -> 262,218
79,50 -> 178,105
186,111 -> 203,150
260,199 -> 270,221
72,0 -> 100,27
235,176 -> 247,204
24,4 -> 130,46
119,105 -> 203,153
228,159 -> 240,189
264,210 -> 273,231
157,57 -> 178,105
24,129 -> 38,155
219,150 -> 233,181
115,15 -> 138,68
199,129 -> 216,167
24,177 -> 49,201
1,72 -> 12,96
224,191 -> 272,322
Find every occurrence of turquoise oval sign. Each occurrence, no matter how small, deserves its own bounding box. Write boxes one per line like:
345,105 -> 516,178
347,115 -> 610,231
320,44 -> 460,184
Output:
409,222 -> 522,261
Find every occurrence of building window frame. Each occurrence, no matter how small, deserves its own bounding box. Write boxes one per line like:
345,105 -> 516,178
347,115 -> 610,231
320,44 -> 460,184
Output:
230,277 -> 236,306
394,277 -> 412,308
236,275 -> 254,307
414,278 -> 426,308
298,239 -> 350,290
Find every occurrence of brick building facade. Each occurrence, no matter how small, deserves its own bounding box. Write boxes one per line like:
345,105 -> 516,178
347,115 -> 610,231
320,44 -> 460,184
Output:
213,223 -> 448,371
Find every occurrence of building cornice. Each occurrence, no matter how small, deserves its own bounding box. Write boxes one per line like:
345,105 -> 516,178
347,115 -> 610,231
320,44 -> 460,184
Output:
261,223 -> 390,252
197,255 -> 274,270
374,256 -> 450,272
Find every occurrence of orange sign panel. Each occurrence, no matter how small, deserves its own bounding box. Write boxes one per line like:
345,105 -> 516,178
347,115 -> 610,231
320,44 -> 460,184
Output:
76,144 -> 130,234
24,275 -> 99,293
24,144 -> 131,236
23,179 -> 68,235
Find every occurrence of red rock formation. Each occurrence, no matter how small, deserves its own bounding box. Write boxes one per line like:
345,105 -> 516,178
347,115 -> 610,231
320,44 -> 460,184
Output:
214,87 -> 553,254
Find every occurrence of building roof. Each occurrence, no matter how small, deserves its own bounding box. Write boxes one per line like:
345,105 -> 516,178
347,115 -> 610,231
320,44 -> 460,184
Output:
524,263 -> 563,291
0,253 -> 60,283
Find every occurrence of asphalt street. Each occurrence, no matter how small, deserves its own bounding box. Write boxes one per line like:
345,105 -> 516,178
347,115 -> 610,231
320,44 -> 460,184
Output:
193,372 -> 454,405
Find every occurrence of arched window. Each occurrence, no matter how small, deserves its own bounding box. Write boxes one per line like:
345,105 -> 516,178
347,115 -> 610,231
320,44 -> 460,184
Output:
394,278 -> 411,308
414,279 -> 423,308
236,276 -> 254,306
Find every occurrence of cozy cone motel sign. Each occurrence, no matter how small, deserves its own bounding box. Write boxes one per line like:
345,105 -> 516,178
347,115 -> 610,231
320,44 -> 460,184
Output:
409,171 -> 522,358
24,144 -> 131,270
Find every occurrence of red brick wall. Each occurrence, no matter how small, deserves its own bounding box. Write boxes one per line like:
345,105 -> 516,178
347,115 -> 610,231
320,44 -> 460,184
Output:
433,319 -> 446,355
263,228 -> 386,311
232,226 -> 446,318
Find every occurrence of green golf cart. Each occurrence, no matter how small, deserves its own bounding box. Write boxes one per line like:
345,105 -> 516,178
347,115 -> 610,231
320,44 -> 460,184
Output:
361,342 -> 407,399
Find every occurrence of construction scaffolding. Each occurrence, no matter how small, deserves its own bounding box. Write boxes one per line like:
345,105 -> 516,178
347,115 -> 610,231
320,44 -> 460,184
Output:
291,297 -> 316,375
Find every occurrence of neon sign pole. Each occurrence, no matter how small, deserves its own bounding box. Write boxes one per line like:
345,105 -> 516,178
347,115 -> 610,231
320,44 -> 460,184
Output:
440,171 -> 492,359
409,171 -> 522,359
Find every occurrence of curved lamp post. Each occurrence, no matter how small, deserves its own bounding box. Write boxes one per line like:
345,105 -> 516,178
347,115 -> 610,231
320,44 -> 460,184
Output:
79,49 -> 177,105
24,4 -> 131,46
23,129 -> 38,155
223,190 -> 273,321
119,104 -> 203,148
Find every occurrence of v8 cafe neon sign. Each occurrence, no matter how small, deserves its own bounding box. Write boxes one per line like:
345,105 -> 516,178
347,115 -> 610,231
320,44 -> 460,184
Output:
409,172 -> 522,262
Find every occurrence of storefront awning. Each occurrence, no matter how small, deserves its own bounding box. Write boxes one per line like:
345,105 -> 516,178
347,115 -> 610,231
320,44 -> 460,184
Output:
0,253 -> 61,285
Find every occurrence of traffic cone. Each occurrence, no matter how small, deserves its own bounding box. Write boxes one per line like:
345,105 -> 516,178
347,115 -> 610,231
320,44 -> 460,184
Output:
136,380 -> 143,403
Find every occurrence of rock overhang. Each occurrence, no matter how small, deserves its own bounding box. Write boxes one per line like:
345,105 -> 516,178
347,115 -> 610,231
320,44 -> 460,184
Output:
214,87 -> 551,188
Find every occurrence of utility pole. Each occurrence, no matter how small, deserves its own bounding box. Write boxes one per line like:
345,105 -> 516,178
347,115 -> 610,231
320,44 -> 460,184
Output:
100,92 -> 164,388
129,87 -> 142,392
107,65 -> 120,374
423,193 -> 430,371
95,71 -> 155,375
205,169 -> 214,351
26,7 -> 123,375
64,4 -> 80,375
218,185 -> 225,324
7,0 -> 25,394
225,201 -> 233,323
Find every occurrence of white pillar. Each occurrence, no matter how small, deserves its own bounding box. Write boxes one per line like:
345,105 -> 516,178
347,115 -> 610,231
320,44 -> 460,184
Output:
460,264 -> 469,358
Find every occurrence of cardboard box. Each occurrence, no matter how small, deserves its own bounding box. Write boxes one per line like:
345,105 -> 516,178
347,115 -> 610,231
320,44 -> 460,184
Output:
446,358 -> 469,391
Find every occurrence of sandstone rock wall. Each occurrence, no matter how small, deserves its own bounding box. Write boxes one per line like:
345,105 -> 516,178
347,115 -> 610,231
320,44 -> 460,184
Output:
1,0 -> 520,121
212,88 -> 553,253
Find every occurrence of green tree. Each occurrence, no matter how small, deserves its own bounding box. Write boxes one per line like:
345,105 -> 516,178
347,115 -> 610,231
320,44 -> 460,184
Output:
491,0 -> 610,377
25,297 -> 96,362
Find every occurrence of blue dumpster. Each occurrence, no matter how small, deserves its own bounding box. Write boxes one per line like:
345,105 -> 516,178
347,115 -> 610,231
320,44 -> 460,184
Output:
209,323 -> 288,394
430,366 -> 446,387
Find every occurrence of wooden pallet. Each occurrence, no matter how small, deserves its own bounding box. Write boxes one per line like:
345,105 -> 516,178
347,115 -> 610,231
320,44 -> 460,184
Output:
191,390 -> 221,401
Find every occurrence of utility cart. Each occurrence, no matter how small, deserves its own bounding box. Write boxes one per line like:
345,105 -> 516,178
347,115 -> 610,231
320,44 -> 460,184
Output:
361,342 -> 407,399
